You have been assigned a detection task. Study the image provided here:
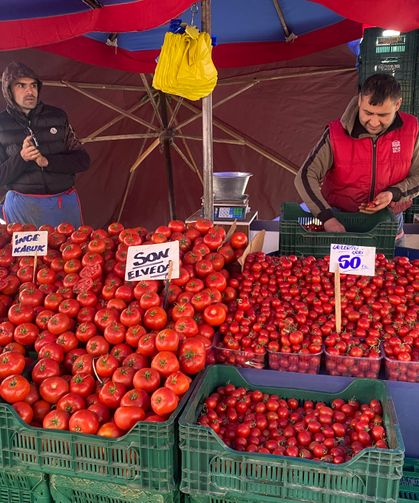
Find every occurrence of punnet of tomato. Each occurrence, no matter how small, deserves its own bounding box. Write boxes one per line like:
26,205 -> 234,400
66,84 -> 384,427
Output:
213,333 -> 265,369
267,346 -> 322,374
179,365 -> 404,502
384,356 -> 419,383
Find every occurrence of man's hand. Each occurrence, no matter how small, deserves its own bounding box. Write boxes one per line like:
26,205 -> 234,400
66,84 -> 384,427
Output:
21,135 -> 42,161
359,191 -> 393,213
35,155 -> 49,168
324,217 -> 346,233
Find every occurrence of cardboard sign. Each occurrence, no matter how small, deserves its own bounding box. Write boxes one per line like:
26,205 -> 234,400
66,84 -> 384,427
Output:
12,231 -> 48,256
125,241 -> 180,281
329,243 -> 376,276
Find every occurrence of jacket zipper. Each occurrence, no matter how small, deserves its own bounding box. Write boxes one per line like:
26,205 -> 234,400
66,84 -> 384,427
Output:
370,138 -> 377,201
28,119 -> 50,194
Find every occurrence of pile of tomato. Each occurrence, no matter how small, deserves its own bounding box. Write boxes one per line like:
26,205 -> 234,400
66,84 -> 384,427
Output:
217,252 -> 418,378
198,383 -> 388,463
0,219 -> 249,436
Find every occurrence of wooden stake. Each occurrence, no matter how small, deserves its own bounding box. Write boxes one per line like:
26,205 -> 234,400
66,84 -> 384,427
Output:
163,260 -> 174,310
32,253 -> 38,284
334,264 -> 342,334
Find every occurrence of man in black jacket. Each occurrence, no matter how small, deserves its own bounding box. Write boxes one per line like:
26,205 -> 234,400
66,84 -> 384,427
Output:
0,61 -> 90,227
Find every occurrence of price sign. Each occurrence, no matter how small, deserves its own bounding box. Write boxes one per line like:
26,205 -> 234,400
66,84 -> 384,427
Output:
12,231 -> 48,256
125,241 -> 180,281
329,243 -> 376,276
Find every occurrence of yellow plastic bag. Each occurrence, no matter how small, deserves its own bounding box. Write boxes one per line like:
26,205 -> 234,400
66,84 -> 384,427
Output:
152,28 -> 218,100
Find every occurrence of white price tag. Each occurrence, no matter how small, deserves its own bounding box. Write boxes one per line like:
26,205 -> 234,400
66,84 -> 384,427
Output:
12,231 -> 48,256
125,241 -> 180,281
329,243 -> 376,276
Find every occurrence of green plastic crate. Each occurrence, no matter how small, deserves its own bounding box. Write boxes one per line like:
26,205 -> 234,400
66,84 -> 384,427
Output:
279,202 -> 397,258
179,365 -> 404,503
0,468 -> 51,503
404,197 -> 419,224
49,475 -> 180,503
0,382 -> 195,492
183,496 -> 296,503
399,458 -> 419,502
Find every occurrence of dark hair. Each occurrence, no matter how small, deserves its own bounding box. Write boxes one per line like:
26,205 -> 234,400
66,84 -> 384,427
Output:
360,73 -> 401,105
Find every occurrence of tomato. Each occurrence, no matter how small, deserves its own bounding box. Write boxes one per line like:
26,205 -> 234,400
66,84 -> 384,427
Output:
13,401 -> 33,424
103,321 -> 126,345
97,421 -> 124,438
86,335 -> 110,357
69,409 -> 100,434
120,388 -> 150,410
88,402 -> 111,424
114,406 -> 146,431
0,321 -> 15,346
174,316 -> 199,338
95,354 -> 119,378
57,393 -> 86,414
125,325 -> 147,348
38,343 -> 65,363
14,322 -> 39,346
179,337 -> 206,374
8,303 -> 34,325
151,351 -> 180,378
165,371 -> 192,396
0,351 -> 25,379
32,358 -> 61,384
137,333 -> 157,357
230,231 -> 248,249
203,303 -> 227,326
155,329 -> 179,352
76,321 -> 97,343
39,376 -> 69,404
72,354 -> 94,375
112,366 -> 136,388
143,307 -> 167,331
151,387 -> 179,416
47,313 -> 72,335
0,375 -> 31,403
43,410 -> 70,430
70,373 -> 96,397
133,368 -> 161,393
94,308 -> 118,331
98,381 -> 126,409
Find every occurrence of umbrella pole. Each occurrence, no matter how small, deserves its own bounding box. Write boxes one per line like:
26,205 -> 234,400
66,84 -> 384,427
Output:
201,0 -> 214,220
159,92 -> 176,220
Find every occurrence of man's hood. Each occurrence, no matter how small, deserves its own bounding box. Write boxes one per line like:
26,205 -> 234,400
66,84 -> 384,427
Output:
340,96 -> 359,135
1,61 -> 42,111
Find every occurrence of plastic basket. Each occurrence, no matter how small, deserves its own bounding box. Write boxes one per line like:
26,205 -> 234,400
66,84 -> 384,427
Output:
267,348 -> 321,374
399,457 -> 419,502
0,382 -> 195,492
0,468 -> 51,503
279,203 -> 397,258
49,475 -> 180,503
325,348 -> 383,378
179,364 -> 404,502
404,197 -> 419,224
384,355 -> 419,383
213,334 -> 265,369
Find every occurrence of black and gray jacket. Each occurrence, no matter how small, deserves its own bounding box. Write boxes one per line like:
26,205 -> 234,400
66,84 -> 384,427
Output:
0,61 -> 90,195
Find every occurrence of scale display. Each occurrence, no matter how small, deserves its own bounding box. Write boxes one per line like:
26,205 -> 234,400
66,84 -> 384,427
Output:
214,206 -> 247,220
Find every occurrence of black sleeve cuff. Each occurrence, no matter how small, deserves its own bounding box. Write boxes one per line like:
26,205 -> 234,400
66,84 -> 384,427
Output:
387,187 -> 402,202
317,208 -> 335,223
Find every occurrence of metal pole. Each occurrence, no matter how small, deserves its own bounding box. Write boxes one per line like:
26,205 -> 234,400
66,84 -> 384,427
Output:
159,92 -> 176,220
201,0 -> 214,220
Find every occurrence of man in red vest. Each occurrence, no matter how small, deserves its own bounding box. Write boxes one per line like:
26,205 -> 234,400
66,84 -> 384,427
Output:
295,73 -> 419,239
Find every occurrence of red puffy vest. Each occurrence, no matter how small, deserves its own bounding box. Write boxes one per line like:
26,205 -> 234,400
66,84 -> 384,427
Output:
321,112 -> 418,212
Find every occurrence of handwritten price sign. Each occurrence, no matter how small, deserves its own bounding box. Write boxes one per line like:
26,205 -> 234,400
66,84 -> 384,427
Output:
329,243 -> 376,276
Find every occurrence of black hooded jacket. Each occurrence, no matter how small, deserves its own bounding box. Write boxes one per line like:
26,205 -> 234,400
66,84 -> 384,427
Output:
0,61 -> 90,195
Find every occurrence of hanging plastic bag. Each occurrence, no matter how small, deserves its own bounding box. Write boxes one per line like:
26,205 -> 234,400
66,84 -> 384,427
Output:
152,26 -> 218,101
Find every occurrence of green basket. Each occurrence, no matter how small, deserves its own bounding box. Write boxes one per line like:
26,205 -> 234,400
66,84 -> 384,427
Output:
49,475 -> 180,503
404,197 -> 419,224
0,468 -> 51,503
179,365 -> 404,503
0,382 -> 195,492
399,458 -> 419,502
279,202 -> 397,258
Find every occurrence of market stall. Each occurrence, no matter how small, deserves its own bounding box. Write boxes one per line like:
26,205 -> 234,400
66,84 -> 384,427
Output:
0,2 -> 417,503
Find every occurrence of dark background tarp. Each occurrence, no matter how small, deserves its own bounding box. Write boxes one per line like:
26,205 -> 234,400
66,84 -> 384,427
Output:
0,45 -> 358,229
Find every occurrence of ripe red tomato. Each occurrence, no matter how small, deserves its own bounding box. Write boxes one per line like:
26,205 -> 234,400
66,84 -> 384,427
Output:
114,406 -> 146,431
165,371 -> 192,396
178,338 -> 206,375
143,307 -> 167,331
0,375 -> 31,403
69,409 -> 99,434
151,387 -> 179,416
39,376 -> 69,404
133,368 -> 161,393
43,410 -> 70,430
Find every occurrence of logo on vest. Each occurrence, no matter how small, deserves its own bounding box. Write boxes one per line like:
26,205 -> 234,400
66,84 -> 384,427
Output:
50,127 -> 57,134
392,140 -> 400,153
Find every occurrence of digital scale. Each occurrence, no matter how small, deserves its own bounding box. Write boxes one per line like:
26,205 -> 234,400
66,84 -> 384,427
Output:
211,194 -> 250,220
186,171 -> 258,237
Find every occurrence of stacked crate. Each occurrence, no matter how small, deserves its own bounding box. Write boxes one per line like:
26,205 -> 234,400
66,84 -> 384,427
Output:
359,28 -> 418,114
